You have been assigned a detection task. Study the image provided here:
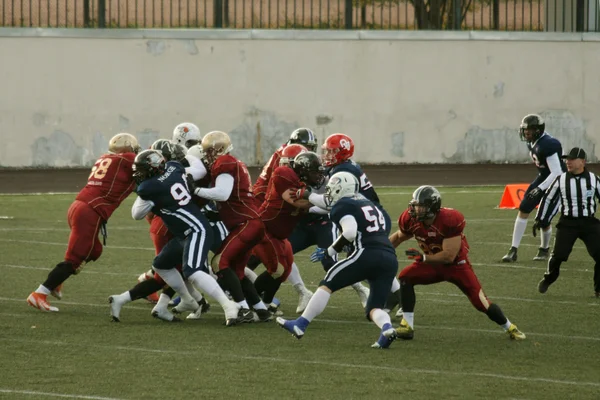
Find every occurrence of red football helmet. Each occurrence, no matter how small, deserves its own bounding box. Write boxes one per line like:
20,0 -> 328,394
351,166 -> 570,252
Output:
322,133 -> 354,167
280,144 -> 308,167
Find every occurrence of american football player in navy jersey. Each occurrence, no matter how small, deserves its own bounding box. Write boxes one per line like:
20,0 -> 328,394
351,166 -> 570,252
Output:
277,172 -> 399,349
502,114 -> 566,263
126,149 -> 241,326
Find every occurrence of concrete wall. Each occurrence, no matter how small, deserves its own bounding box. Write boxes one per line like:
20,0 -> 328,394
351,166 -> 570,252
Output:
0,29 -> 599,167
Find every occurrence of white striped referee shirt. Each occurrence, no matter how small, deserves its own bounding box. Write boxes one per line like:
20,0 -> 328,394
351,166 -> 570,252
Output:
536,170 -> 600,225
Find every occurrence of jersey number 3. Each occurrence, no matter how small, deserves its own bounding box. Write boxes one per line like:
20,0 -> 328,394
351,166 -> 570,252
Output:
361,206 -> 385,232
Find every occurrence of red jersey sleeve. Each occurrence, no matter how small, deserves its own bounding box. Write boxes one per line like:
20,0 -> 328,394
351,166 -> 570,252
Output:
398,209 -> 413,234
212,155 -> 237,177
441,209 -> 466,238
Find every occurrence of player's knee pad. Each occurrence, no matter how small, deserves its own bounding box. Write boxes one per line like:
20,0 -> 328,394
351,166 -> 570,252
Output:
471,289 -> 490,313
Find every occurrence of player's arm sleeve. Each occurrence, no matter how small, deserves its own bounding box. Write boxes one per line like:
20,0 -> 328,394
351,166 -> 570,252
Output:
308,192 -> 329,209
195,173 -> 234,201
184,155 -> 207,181
537,152 -> 563,190
132,196 -> 155,220
328,215 -> 357,255
309,205 -> 329,214
535,175 -> 561,225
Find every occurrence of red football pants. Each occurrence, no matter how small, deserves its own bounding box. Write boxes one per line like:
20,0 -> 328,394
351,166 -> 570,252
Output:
252,234 -> 293,281
398,261 -> 491,312
64,200 -> 104,269
217,218 -> 265,279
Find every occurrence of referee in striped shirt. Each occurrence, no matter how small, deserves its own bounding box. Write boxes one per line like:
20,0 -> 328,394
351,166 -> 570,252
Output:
533,147 -> 600,297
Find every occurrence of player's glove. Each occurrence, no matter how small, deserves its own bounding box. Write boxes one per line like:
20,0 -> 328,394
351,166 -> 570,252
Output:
310,247 -> 326,263
532,220 -> 541,238
185,173 -> 197,193
405,248 -> 425,262
293,186 -> 312,201
526,187 -> 543,201
204,209 -> 221,223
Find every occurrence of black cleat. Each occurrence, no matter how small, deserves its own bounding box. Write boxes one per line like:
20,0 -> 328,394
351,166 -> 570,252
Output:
238,308 -> 255,324
533,247 -> 549,261
538,278 -> 550,294
255,309 -> 274,322
199,297 -> 211,314
502,247 -> 518,262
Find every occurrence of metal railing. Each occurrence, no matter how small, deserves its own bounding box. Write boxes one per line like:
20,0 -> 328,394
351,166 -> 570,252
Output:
0,0 -> 598,31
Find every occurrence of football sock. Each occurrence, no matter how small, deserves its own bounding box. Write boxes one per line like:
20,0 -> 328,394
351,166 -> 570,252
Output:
400,283 -> 416,313
511,216 -> 528,248
129,278 -> 163,301
502,320 -> 512,330
351,282 -> 368,293
185,280 -> 204,302
162,286 -> 176,298
240,277 -> 265,309
288,263 -> 305,290
35,284 -> 51,296
370,308 -> 392,329
254,272 -> 282,304
391,277 -> 401,292
486,303 -> 509,326
244,267 -> 258,283
541,226 -> 552,249
187,270 -> 231,307
155,293 -> 171,311
216,268 -> 246,303
301,288 -> 331,322
41,262 -> 74,292
252,302 -> 268,310
403,312 -> 414,329
152,267 -> 194,303
114,291 -> 132,304
237,300 -> 250,309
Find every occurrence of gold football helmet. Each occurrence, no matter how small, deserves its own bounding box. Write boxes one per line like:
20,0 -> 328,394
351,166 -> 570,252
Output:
108,133 -> 141,154
201,131 -> 233,166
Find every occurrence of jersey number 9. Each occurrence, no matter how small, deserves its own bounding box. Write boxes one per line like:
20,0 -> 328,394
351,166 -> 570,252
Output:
170,182 -> 191,206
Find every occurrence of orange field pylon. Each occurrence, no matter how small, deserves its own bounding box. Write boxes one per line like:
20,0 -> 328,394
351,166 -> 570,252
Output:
498,184 -> 532,209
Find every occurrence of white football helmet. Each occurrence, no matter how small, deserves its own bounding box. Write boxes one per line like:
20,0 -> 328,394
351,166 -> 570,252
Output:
325,171 -> 359,207
173,122 -> 201,148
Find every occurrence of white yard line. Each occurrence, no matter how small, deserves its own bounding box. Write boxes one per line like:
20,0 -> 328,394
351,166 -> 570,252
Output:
0,389 -> 124,400
2,337 -> 599,388
2,296 -> 598,340
0,238 -> 154,251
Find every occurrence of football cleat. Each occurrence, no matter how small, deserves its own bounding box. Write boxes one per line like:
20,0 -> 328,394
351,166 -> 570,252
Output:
395,318 -> 414,340
276,317 -> 308,339
50,284 -> 63,300
151,305 -> 181,322
108,295 -> 125,322
502,247 -> 518,262
198,297 -> 211,314
27,292 -> 59,312
238,308 -> 255,324
254,308 -> 274,322
296,289 -> 313,314
223,301 -> 241,327
172,299 -> 200,314
371,324 -> 398,349
533,247 -> 549,261
268,302 -> 284,316
168,296 -> 181,307
506,324 -> 526,340
537,278 -> 551,294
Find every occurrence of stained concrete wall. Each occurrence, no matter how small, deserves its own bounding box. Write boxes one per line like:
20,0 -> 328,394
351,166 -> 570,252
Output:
0,29 -> 599,167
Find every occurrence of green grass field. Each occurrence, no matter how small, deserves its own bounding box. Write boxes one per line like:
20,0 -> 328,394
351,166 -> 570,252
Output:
0,187 -> 598,400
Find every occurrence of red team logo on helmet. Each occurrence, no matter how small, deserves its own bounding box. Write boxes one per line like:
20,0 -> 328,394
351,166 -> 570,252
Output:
322,133 -> 355,167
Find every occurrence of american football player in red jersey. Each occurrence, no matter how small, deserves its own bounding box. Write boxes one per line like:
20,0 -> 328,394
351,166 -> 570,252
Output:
389,185 -> 526,341
27,133 -> 140,312
191,130 -> 271,322
252,146 -> 324,308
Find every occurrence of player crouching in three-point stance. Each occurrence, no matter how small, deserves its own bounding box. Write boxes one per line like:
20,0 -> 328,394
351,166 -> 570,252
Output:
391,186 -> 526,341
27,133 -> 141,312
276,172 -> 400,349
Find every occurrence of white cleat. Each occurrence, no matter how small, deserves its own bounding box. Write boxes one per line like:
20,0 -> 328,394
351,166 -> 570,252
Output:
151,305 -> 180,322
186,308 -> 203,320
108,295 -> 124,322
223,300 -> 241,320
296,289 -> 313,314
352,283 -> 370,308
395,307 -> 404,319
172,299 -> 200,314
50,284 -> 63,300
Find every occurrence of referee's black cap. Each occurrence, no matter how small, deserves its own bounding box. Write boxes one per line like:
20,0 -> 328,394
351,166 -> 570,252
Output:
562,147 -> 586,160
